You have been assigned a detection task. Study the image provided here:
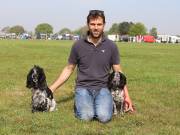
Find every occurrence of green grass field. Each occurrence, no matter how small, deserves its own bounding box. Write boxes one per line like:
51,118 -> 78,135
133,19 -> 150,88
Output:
0,40 -> 180,135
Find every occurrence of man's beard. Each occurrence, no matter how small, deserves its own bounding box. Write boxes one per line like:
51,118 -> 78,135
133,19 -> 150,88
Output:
89,30 -> 103,39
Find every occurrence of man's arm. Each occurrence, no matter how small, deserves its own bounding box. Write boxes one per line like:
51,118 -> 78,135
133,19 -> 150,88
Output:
49,63 -> 76,93
112,64 -> 134,112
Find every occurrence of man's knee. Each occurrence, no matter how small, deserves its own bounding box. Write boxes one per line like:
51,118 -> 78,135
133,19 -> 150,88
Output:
97,111 -> 112,123
95,88 -> 113,123
75,88 -> 94,121
75,110 -> 94,121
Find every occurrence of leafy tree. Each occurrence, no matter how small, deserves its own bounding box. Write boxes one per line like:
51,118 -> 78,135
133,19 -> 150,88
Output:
108,23 -> 119,34
35,23 -> 53,35
1,26 -> 10,33
104,30 -> 109,36
59,28 -> 71,34
9,25 -> 25,35
129,22 -> 147,36
119,22 -> 134,35
149,27 -> 157,38
73,26 -> 88,37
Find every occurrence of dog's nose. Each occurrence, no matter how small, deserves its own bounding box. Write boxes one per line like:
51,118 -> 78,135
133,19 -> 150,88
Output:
32,73 -> 38,78
32,73 -> 38,82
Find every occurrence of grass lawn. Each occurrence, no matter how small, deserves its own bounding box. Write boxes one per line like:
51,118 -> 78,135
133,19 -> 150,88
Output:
0,40 -> 180,135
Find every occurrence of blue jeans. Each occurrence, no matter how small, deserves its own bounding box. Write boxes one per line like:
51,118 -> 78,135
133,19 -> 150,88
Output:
74,88 -> 113,123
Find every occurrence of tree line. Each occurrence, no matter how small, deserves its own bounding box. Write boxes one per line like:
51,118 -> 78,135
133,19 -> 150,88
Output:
108,22 -> 157,38
0,21 -> 158,37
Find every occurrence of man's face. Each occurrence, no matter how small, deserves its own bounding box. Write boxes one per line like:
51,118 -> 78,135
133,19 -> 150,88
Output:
88,16 -> 105,38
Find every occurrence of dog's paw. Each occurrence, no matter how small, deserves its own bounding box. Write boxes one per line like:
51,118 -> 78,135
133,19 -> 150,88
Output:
49,99 -> 57,112
113,111 -> 118,115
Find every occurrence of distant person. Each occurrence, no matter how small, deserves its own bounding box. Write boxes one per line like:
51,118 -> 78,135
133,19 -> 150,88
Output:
50,10 -> 134,123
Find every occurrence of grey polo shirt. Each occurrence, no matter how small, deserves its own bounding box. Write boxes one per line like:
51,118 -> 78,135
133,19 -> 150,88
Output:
68,36 -> 120,90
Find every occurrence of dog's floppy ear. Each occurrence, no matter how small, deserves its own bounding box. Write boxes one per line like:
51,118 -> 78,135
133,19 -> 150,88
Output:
119,72 -> 127,89
108,71 -> 114,89
26,68 -> 33,89
38,67 -> 47,85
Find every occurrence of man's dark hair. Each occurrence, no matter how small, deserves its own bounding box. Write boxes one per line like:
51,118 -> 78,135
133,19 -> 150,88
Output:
87,10 -> 106,24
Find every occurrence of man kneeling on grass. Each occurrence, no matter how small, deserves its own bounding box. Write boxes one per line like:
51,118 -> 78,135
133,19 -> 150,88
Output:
49,10 -> 134,123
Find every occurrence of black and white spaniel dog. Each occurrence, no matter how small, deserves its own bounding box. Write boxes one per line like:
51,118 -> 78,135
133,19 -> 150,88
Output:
108,71 -> 127,115
26,65 -> 56,113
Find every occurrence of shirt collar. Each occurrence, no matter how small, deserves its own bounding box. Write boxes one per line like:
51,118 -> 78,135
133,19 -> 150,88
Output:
87,36 -> 102,46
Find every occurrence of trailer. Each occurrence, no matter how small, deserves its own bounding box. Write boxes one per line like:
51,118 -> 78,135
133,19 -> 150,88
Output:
143,35 -> 155,43
107,34 -> 119,42
157,35 -> 180,43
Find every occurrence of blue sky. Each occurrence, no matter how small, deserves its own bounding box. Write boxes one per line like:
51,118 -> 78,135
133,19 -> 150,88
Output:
0,0 -> 179,35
